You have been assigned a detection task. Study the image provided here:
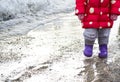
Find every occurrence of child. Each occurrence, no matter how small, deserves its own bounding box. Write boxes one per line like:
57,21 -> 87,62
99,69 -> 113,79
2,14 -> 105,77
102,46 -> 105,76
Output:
75,0 -> 120,58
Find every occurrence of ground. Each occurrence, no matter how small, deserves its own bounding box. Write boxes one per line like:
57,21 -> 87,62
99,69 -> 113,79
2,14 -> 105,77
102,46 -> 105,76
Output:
0,12 -> 120,82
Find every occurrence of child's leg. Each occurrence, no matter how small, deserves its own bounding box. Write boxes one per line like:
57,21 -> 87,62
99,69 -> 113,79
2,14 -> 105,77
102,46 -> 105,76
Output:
98,28 -> 111,45
83,28 -> 98,57
98,28 -> 111,58
84,29 -> 98,45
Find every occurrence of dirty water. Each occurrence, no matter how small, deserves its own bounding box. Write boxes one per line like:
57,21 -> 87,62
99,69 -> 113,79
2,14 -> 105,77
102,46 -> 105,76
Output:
0,13 -> 120,82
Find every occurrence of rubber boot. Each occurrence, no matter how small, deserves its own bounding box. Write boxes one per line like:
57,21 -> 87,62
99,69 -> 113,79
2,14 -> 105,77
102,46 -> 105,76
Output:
99,44 -> 108,58
84,44 -> 93,57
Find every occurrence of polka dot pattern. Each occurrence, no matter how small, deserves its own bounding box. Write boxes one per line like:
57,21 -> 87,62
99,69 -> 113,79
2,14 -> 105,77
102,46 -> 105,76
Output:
89,21 -> 93,25
75,0 -> 119,28
119,8 -> 120,12
111,0 -> 116,4
101,0 -> 104,3
108,22 -> 111,27
89,7 -> 94,14
75,9 -> 79,14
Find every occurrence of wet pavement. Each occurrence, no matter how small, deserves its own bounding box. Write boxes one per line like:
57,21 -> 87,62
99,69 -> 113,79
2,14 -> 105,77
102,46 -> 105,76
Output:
0,13 -> 120,82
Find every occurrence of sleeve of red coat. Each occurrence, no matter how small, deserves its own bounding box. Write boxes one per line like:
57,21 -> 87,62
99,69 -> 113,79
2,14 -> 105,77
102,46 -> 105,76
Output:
110,0 -> 120,15
75,0 -> 86,15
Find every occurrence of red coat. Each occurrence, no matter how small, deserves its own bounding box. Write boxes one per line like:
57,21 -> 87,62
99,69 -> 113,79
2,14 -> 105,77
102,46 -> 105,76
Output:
75,0 -> 120,29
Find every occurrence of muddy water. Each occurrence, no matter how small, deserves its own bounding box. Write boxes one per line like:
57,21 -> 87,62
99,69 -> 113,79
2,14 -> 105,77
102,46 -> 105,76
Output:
24,15 -> 120,82
0,13 -> 120,82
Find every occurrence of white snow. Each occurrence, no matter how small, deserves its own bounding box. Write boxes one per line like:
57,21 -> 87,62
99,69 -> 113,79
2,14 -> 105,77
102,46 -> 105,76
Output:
0,0 -> 120,81
0,0 -> 75,21
0,13 -> 84,81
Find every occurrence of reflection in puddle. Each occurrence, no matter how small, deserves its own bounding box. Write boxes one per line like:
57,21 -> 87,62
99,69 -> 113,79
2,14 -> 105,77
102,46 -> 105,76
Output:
83,58 -> 95,82
82,57 -> 114,82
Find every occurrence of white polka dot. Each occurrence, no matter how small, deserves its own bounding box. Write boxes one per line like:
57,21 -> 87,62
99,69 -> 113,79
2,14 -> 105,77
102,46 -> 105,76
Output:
89,21 -> 93,25
108,22 -> 111,27
111,0 -> 116,4
84,2 -> 87,5
89,7 -> 94,14
85,14 -> 87,16
101,0 -> 104,3
107,14 -> 109,17
99,26 -> 102,29
119,8 -> 120,12
100,12 -> 103,15
75,9 -> 79,14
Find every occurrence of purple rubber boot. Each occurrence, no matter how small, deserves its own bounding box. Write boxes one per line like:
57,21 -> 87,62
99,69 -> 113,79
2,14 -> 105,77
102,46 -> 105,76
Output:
99,44 -> 108,58
84,44 -> 93,57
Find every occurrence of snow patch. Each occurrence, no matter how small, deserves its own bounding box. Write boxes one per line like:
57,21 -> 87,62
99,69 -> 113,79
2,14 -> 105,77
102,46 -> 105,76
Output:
0,0 -> 75,21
